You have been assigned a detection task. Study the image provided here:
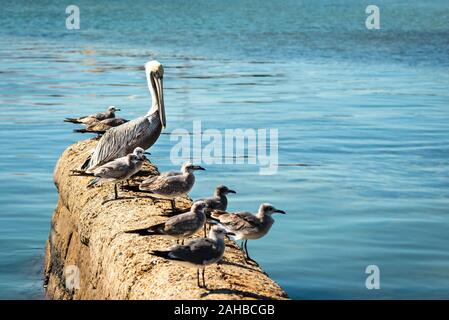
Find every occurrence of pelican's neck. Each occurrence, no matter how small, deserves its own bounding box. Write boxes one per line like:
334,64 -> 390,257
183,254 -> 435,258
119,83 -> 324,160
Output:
146,72 -> 159,116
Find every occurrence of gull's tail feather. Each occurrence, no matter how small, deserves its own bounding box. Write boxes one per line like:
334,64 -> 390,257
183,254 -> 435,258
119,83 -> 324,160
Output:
81,155 -> 91,171
74,129 -> 106,134
121,185 -> 141,192
125,223 -> 164,236
69,170 -> 94,177
205,212 -> 221,224
64,118 -> 81,124
150,250 -> 171,259
87,177 -> 100,188
210,210 -> 228,218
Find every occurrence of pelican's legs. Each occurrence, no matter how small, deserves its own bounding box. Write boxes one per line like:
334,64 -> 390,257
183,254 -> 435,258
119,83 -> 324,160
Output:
170,199 -> 176,212
203,224 -> 207,237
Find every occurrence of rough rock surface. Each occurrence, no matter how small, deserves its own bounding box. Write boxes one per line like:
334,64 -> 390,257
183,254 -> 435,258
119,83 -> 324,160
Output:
44,139 -> 288,300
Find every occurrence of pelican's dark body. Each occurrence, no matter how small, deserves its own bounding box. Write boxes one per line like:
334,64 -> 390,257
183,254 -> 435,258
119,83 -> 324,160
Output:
86,112 -> 161,172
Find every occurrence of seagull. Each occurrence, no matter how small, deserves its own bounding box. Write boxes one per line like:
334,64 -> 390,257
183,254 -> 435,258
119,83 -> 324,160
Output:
64,106 -> 120,125
150,225 -> 235,288
74,118 -> 129,135
211,203 -> 286,263
131,162 -> 205,213
195,185 -> 236,236
83,61 -> 166,173
87,147 -> 147,203
125,201 -> 208,244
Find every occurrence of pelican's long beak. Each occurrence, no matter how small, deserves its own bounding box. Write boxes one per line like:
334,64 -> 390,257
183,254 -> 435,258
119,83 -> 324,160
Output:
228,189 -> 237,194
155,76 -> 166,128
274,209 -> 286,214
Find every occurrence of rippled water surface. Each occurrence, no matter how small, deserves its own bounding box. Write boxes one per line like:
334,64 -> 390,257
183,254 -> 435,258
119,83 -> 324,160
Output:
1,0 -> 449,299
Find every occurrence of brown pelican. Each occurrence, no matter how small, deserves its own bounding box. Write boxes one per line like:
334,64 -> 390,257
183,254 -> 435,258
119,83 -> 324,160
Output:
125,201 -> 208,245
150,226 -> 235,288
211,203 -> 286,263
84,61 -> 166,173
73,118 -> 129,134
64,106 -> 120,125
87,147 -> 147,202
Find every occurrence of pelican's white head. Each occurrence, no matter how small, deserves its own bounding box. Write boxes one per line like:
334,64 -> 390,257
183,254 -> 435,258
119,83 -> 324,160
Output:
144,60 -> 166,128
145,60 -> 164,77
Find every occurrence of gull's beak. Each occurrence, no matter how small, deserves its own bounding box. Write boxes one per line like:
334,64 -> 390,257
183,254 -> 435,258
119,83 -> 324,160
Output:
155,75 -> 166,129
226,232 -> 236,236
194,166 -> 206,171
274,209 -> 286,214
228,189 -> 237,194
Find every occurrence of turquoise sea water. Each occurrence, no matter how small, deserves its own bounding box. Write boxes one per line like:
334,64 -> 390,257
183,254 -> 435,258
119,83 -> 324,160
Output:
0,0 -> 449,299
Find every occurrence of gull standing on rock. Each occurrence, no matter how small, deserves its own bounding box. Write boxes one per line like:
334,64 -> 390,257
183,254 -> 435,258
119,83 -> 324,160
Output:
150,226 -> 235,288
64,106 -> 120,125
83,61 -> 166,173
195,185 -> 237,236
125,201 -> 208,244
127,162 -> 205,212
74,118 -> 129,135
87,147 -> 147,203
211,203 -> 286,263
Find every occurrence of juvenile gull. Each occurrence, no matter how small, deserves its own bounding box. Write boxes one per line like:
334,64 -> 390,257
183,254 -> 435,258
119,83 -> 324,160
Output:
211,203 -> 285,263
74,118 -> 129,134
87,147 -> 147,203
195,185 -> 236,236
150,226 -> 235,288
83,61 -> 166,173
64,106 -> 120,125
125,201 -> 208,244
132,162 -> 205,212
